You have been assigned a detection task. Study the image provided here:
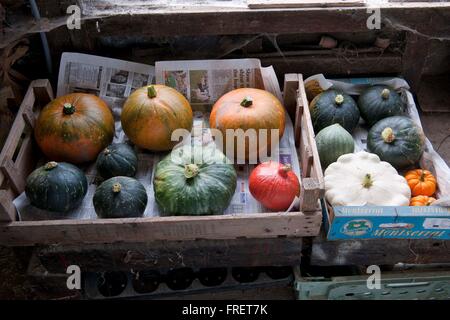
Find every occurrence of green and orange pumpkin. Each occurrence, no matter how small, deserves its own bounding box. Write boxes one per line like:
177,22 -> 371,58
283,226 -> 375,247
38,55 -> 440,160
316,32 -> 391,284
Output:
34,93 -> 115,164
121,85 -> 193,151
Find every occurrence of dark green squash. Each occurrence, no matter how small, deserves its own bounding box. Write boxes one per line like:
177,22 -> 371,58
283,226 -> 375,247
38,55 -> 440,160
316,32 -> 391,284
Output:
93,176 -> 148,218
25,161 -> 88,212
358,85 -> 404,126
96,143 -> 138,180
310,90 -> 360,133
153,145 -> 237,216
316,124 -> 355,169
367,116 -> 425,169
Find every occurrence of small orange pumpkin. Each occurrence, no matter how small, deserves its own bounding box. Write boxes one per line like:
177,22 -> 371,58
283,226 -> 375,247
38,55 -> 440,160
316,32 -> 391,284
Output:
404,169 -> 437,196
121,85 -> 193,151
410,195 -> 436,206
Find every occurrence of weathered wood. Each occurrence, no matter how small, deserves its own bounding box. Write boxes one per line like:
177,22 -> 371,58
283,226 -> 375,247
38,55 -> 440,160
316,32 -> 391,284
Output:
402,33 -> 430,93
35,238 -> 303,273
311,232 -> 450,266
263,54 -> 403,81
248,0 -> 365,9
299,178 -> 322,212
283,73 -> 299,121
0,211 -> 322,246
417,75 -> 450,112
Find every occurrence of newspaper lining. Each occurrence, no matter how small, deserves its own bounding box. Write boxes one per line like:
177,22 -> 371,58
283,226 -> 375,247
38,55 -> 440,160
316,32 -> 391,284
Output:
14,54 -> 300,221
305,74 -> 450,201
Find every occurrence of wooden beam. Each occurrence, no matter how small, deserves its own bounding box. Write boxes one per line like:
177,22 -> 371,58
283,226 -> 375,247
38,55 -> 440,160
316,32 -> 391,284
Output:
36,238 -> 303,272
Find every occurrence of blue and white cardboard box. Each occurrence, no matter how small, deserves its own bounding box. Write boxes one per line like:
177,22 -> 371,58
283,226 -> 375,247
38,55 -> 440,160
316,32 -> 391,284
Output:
305,75 -> 450,241
323,201 -> 450,240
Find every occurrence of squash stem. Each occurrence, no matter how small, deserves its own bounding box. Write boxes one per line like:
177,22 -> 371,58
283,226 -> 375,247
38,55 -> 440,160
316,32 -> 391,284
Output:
381,88 -> 390,99
147,85 -> 157,98
112,183 -> 122,193
44,161 -> 58,170
240,96 -> 253,107
420,170 -> 426,182
334,94 -> 344,105
63,103 -> 76,115
362,173 -> 373,189
381,127 -> 395,143
103,148 -> 111,155
184,164 -> 199,179
279,164 -> 292,176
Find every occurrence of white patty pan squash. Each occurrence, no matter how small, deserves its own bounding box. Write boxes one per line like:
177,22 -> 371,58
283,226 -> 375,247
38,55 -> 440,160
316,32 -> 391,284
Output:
324,151 -> 411,206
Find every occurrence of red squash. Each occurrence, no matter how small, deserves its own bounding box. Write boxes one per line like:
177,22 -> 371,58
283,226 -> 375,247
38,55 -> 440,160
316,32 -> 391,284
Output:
249,161 -> 300,211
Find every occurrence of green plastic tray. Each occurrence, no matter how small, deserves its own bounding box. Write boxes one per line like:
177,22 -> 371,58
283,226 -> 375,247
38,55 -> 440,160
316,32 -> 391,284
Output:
294,266 -> 450,300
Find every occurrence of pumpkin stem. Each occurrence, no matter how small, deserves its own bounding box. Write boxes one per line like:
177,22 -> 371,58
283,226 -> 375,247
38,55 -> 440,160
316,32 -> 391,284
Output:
381,88 -> 390,99
63,103 -> 76,115
362,173 -> 373,189
420,170 -> 426,182
103,148 -> 111,155
44,161 -> 58,170
184,164 -> 199,179
381,127 -> 395,143
112,183 -> 122,193
240,96 -> 253,107
147,85 -> 157,98
334,94 -> 344,105
279,164 -> 292,176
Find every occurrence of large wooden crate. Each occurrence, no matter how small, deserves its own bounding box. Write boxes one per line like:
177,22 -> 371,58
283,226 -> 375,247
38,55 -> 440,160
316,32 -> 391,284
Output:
0,77 -> 323,247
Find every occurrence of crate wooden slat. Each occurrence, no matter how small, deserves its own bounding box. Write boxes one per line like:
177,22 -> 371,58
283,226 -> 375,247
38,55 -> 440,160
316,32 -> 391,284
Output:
0,77 -> 322,247
35,238 -> 303,273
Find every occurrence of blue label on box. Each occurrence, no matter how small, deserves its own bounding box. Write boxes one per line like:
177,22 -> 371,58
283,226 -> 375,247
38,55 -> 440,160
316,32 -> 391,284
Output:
326,206 -> 450,240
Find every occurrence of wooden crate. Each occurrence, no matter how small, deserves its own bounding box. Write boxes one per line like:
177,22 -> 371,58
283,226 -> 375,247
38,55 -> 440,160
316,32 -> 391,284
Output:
0,77 -> 323,247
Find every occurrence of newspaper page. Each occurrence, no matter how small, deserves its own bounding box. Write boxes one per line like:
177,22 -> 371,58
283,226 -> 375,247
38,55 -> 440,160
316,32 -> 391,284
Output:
14,56 -> 300,220
155,59 -> 282,111
305,74 -> 450,201
57,52 -> 156,143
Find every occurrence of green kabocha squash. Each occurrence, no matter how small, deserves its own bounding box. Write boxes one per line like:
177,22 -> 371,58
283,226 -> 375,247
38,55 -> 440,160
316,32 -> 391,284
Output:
358,85 -> 404,126
316,124 -> 355,169
367,116 -> 425,169
96,143 -> 138,180
310,90 -> 360,133
153,145 -> 237,216
25,161 -> 88,212
93,176 -> 148,218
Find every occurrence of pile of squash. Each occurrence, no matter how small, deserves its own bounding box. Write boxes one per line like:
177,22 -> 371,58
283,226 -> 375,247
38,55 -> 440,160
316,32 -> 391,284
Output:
25,84 -> 300,218
309,85 -> 438,207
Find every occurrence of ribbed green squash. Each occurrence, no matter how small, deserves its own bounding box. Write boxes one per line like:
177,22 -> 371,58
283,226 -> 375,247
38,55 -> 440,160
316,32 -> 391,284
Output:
25,161 -> 88,212
316,124 -> 355,169
310,90 -> 360,133
96,143 -> 138,180
367,116 -> 425,169
93,176 -> 148,218
358,85 -> 404,126
153,145 -> 237,216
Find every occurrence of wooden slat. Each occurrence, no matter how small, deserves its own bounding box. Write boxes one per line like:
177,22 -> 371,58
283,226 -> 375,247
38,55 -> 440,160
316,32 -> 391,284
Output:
36,238 -> 303,272
0,211 -> 322,246
248,0 -> 365,9
0,190 -> 16,222
298,74 -> 324,184
283,73 -> 299,121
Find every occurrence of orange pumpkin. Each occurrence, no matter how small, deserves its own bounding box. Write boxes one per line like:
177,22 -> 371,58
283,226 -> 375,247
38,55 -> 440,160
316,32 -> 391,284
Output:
121,85 -> 193,151
35,93 -> 115,164
410,195 -> 436,206
404,169 -> 437,196
209,88 -> 285,161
